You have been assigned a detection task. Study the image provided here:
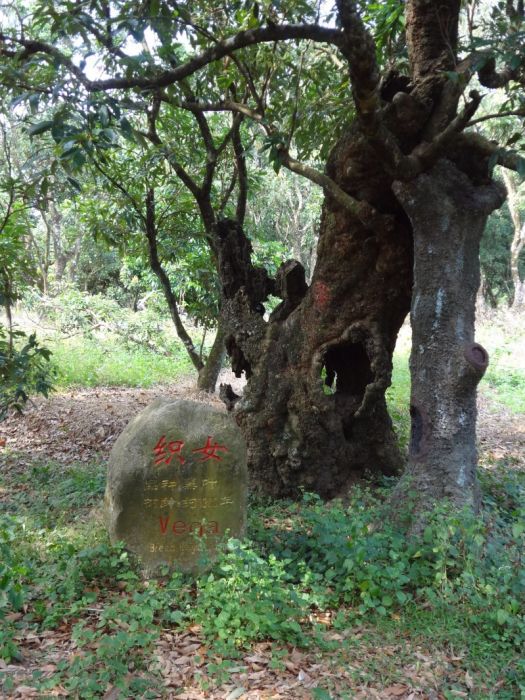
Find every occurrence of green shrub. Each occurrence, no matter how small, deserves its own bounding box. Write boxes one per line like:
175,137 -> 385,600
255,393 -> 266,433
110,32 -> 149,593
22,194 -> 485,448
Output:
192,541 -> 310,652
2,455 -> 524,694
0,325 -> 53,419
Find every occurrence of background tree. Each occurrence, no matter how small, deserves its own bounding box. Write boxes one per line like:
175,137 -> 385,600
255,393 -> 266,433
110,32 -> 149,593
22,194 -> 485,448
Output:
501,170 -> 525,307
0,117 -> 53,418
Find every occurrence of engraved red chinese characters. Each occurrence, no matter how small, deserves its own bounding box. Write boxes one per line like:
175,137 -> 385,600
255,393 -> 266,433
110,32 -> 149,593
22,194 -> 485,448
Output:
153,435 -> 185,466
192,435 -> 229,462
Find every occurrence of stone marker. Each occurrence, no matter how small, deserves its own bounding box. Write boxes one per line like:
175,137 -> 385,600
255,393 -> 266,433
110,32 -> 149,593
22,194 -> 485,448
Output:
104,398 -> 247,573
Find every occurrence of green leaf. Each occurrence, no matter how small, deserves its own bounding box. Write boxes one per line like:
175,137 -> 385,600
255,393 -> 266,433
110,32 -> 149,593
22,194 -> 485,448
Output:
66,176 -> 82,193
119,117 -> 135,141
512,522 -> 524,538
99,105 -> 110,127
496,609 -> 509,625
28,120 -> 55,136
312,689 -> 334,700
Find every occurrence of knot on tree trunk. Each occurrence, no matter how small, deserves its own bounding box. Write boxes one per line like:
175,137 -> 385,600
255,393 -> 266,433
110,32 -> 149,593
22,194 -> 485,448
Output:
219,383 -> 241,412
456,342 -> 489,395
270,260 -> 308,322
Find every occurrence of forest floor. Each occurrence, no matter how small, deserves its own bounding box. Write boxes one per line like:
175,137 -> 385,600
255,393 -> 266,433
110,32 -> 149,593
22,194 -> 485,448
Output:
1,363 -> 524,699
0,370 -> 523,468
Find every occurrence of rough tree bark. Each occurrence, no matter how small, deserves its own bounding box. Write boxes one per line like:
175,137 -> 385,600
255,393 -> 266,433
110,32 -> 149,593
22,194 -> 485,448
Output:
389,161 -> 504,518
215,0 -> 513,504
216,125 -> 414,497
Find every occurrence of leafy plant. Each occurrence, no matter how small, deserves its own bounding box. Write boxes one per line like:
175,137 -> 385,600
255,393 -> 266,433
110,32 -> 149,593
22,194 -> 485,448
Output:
0,516 -> 27,661
0,324 -> 53,419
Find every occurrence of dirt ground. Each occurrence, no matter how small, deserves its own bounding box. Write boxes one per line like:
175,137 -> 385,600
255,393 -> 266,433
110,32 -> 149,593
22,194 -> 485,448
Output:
0,372 -> 523,470
0,370 -> 246,465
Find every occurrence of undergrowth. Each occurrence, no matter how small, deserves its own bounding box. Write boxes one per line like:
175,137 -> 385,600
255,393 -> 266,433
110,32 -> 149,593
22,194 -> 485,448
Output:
50,335 -> 192,389
1,455 -> 524,698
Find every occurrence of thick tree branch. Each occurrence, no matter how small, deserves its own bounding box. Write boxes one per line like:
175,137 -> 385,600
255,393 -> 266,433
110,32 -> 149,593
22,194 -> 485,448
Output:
478,56 -> 523,89
458,51 -> 524,90
460,132 -> 525,173
403,91 -> 483,176
335,0 -> 381,120
405,0 -> 461,81
0,24 -> 343,92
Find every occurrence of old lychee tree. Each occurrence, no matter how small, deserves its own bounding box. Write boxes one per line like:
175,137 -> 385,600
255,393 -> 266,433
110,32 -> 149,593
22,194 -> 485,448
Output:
1,0 -> 524,511
214,0 -> 523,508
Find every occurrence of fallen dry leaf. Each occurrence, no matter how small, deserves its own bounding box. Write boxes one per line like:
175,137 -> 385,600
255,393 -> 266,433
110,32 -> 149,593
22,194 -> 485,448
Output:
384,684 -> 410,697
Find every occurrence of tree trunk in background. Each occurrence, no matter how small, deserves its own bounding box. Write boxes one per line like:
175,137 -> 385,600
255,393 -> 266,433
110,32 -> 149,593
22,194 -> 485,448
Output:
389,161 -> 504,521
217,126 -> 413,498
502,171 -> 525,308
49,200 -> 68,283
197,320 -> 226,393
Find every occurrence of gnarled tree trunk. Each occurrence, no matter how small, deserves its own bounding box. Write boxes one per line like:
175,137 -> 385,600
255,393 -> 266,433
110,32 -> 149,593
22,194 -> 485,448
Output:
389,161 -> 505,519
217,127 -> 413,499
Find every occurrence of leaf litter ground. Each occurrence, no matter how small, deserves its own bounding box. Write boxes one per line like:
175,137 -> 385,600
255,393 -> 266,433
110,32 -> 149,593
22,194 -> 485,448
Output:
0,370 -> 524,700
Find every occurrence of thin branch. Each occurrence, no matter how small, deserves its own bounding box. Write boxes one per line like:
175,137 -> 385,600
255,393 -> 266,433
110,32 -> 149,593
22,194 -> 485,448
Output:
144,187 -> 204,371
280,149 -> 385,228
467,108 -> 525,127
229,54 -> 265,114
218,170 -> 238,217
287,46 -> 307,149
89,155 -> 145,223
164,95 -> 265,123
179,82 -> 217,157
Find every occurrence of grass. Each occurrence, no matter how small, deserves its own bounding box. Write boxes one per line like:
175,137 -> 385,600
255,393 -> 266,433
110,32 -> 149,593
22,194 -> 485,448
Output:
49,334 -> 193,389
387,347 -> 411,449
387,313 -> 525,425
1,454 -> 524,698
2,307 -> 524,696
483,363 -> 525,413
477,309 -> 525,414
